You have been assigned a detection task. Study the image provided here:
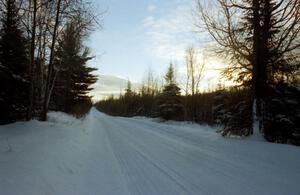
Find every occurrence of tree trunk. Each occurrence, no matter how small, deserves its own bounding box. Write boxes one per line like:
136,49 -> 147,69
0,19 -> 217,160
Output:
41,0 -> 62,121
252,0 -> 270,131
27,0 -> 37,121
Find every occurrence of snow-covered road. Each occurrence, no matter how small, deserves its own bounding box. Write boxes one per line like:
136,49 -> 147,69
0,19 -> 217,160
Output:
1,108 -> 300,195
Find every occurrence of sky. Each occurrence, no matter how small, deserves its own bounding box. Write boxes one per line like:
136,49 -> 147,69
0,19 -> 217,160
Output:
87,0 -> 227,100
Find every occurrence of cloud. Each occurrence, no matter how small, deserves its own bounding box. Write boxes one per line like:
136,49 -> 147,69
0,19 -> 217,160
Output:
140,0 -> 228,92
142,16 -> 155,27
147,5 -> 157,12
142,1 -> 196,63
90,74 -> 141,101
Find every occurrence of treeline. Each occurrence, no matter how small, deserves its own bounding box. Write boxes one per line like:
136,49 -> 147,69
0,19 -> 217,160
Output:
99,0 -> 300,146
95,64 -> 248,126
0,0 -> 99,124
96,87 -> 218,124
196,0 -> 300,144
96,66 -> 300,145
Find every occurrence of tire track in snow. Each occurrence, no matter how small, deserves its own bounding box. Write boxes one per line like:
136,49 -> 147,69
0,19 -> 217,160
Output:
97,117 -> 141,195
99,116 -> 195,195
115,117 -> 264,176
90,109 -> 300,195
109,128 -> 194,195
96,113 -> 235,194
110,119 -> 234,194
106,117 -> 260,194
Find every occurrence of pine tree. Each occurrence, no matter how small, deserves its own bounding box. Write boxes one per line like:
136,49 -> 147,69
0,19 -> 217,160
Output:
51,21 -> 97,116
212,87 -> 253,136
125,80 -> 133,97
213,89 -> 227,125
123,80 -> 140,116
263,84 -> 300,145
158,64 -> 184,121
0,0 -> 29,124
222,88 -> 253,136
199,0 -> 300,138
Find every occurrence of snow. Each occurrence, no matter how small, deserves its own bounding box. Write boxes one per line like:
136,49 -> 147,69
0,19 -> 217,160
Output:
0,108 -> 300,195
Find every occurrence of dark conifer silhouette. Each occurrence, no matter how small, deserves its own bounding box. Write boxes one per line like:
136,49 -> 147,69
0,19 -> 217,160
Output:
0,0 -> 29,124
157,64 -> 184,121
51,21 -> 97,116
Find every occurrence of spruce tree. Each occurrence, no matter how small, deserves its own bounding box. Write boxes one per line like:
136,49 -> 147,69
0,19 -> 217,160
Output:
51,21 -> 97,116
125,80 -> 133,97
123,80 -> 139,116
213,89 -> 227,125
0,0 -> 29,124
158,64 -> 184,121
199,0 -> 300,138
264,84 -> 300,145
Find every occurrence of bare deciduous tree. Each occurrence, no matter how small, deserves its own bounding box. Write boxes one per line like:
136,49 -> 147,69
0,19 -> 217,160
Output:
185,47 -> 205,96
196,0 -> 300,130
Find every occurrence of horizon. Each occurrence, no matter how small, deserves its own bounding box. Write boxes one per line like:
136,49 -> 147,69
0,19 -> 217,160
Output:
87,0 -> 230,100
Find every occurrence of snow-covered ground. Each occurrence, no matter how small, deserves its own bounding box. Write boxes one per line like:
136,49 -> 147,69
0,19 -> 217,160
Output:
0,108 -> 300,195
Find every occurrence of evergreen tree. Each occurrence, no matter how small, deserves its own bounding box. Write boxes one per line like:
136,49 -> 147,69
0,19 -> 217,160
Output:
158,64 -> 184,121
125,80 -> 133,97
0,0 -> 29,124
221,88 -> 253,136
51,21 -> 97,116
123,80 -> 137,116
199,0 -> 300,137
213,87 -> 253,136
264,84 -> 300,145
213,89 -> 227,125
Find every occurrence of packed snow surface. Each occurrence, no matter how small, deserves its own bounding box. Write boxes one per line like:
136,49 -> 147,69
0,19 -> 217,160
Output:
0,108 -> 300,195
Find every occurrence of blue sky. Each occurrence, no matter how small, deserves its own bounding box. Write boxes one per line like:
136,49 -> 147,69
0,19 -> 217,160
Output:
86,0 -> 229,100
88,0 -> 203,81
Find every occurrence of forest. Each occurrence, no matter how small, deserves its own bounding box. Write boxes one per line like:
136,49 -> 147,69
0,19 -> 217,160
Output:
0,0 -> 99,122
0,0 -> 299,145
0,0 -> 300,194
96,0 -> 300,145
